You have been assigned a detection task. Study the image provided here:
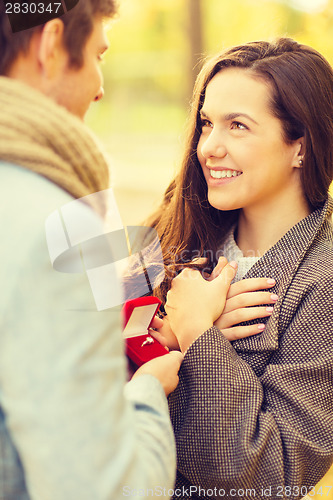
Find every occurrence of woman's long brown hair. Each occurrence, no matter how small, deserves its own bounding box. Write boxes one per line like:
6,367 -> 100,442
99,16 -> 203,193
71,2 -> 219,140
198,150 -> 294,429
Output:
143,38 -> 333,304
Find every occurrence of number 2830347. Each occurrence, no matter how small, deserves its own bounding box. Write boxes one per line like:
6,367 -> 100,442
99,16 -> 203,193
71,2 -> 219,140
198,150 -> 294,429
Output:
5,3 -> 62,15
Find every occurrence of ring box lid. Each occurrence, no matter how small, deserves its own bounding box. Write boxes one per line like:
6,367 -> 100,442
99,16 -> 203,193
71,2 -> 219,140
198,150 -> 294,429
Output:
123,296 -> 161,339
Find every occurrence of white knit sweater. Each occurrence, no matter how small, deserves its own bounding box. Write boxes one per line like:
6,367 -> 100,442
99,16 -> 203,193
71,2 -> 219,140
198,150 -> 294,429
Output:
221,226 -> 260,282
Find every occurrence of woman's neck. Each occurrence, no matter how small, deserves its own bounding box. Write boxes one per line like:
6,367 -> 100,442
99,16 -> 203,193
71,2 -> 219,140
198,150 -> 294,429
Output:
236,195 -> 312,258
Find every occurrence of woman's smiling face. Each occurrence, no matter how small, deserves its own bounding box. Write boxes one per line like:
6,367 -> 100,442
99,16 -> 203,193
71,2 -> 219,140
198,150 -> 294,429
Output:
197,67 -> 304,215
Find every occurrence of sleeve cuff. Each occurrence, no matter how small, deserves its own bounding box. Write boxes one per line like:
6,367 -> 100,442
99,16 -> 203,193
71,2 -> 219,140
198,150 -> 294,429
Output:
183,325 -> 233,360
124,374 -> 169,414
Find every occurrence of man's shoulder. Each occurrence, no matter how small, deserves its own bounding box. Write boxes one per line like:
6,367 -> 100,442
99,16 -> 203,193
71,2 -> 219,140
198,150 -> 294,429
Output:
0,162 -> 76,287
0,162 -> 75,217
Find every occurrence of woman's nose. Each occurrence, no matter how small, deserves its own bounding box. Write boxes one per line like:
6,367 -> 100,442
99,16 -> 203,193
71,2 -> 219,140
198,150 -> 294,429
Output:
94,87 -> 104,102
200,129 -> 227,159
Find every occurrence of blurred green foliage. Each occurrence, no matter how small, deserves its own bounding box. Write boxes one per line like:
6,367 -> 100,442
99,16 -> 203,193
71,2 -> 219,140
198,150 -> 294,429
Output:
90,0 -> 333,132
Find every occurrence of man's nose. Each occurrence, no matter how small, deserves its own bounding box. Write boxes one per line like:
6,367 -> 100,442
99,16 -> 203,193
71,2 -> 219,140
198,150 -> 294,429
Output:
200,129 -> 227,159
94,87 -> 104,102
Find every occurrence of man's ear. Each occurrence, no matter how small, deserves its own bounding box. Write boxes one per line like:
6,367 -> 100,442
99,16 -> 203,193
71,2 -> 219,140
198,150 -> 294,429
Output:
37,18 -> 67,79
293,137 -> 305,169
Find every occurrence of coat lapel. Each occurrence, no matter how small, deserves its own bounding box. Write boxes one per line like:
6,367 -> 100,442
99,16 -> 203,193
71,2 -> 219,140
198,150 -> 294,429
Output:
231,196 -> 333,354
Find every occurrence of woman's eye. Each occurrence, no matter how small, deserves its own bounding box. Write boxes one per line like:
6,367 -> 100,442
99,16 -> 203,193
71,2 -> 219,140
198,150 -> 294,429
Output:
230,121 -> 247,130
200,118 -> 213,128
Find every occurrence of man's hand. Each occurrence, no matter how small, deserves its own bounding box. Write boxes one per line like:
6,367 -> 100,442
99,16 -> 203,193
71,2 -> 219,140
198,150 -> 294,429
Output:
133,351 -> 184,396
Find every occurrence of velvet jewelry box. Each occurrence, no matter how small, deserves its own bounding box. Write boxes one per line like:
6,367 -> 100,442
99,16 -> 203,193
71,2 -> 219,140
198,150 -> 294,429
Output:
122,296 -> 168,367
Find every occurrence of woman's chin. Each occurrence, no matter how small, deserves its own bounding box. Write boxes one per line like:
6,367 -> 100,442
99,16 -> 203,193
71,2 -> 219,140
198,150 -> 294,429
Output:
208,195 -> 240,212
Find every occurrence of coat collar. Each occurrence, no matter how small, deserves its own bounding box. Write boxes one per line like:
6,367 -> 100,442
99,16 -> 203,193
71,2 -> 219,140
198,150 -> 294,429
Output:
231,195 -> 333,353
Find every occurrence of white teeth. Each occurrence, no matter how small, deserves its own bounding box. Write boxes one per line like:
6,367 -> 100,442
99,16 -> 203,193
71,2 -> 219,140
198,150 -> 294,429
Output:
210,169 -> 242,179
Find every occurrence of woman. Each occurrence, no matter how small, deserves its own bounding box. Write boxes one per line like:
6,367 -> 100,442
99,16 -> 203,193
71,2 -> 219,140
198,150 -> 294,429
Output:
148,38 -> 333,499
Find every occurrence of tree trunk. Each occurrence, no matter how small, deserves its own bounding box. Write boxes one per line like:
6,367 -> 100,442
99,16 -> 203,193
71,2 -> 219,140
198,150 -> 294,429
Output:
187,0 -> 204,105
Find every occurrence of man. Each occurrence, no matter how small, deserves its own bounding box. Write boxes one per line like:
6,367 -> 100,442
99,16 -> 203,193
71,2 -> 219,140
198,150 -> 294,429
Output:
0,1 -> 183,499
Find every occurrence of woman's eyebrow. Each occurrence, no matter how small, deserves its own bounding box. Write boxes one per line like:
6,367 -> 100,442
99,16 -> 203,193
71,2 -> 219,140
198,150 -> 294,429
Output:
225,112 -> 259,125
199,110 -> 210,118
200,109 -> 258,125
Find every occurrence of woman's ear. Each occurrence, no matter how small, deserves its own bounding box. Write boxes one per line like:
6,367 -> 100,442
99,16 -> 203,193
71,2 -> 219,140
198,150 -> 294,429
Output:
293,137 -> 305,169
37,18 -> 67,80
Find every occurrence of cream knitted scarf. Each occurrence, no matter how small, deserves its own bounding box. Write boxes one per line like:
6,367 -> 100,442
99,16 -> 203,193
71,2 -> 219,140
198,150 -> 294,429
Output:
0,76 -> 110,202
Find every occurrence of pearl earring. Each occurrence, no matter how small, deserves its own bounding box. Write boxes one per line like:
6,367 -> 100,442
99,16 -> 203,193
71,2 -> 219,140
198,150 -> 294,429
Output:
298,159 -> 303,166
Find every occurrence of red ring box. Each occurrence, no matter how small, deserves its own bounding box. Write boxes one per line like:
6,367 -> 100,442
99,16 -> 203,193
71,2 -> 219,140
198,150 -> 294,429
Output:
122,297 -> 168,367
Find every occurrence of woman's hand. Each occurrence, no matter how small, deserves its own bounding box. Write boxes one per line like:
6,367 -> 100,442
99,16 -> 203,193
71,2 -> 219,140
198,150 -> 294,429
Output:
207,258 -> 278,340
165,258 -> 237,352
215,277 -> 278,340
150,276 -> 277,349
149,315 -> 180,351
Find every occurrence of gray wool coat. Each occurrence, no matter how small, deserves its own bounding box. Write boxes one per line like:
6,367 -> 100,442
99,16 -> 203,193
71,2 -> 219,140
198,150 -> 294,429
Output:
169,196 -> 333,500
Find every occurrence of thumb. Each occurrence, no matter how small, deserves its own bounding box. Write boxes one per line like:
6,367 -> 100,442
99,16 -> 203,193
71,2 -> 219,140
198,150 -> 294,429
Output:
213,260 -> 237,291
167,350 -> 184,366
209,256 -> 228,280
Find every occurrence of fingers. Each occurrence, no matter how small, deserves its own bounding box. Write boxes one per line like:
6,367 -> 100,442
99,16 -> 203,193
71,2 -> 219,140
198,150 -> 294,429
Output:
148,328 -> 169,348
134,350 -> 183,397
167,350 -> 184,364
149,315 -> 180,351
174,266 -> 201,281
166,261 -> 237,313
216,305 -> 274,330
213,260 -> 237,289
220,324 -> 266,341
165,260 -> 238,353
207,256 -> 228,281
227,277 -> 276,299
150,315 -> 164,329
224,291 -> 278,313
